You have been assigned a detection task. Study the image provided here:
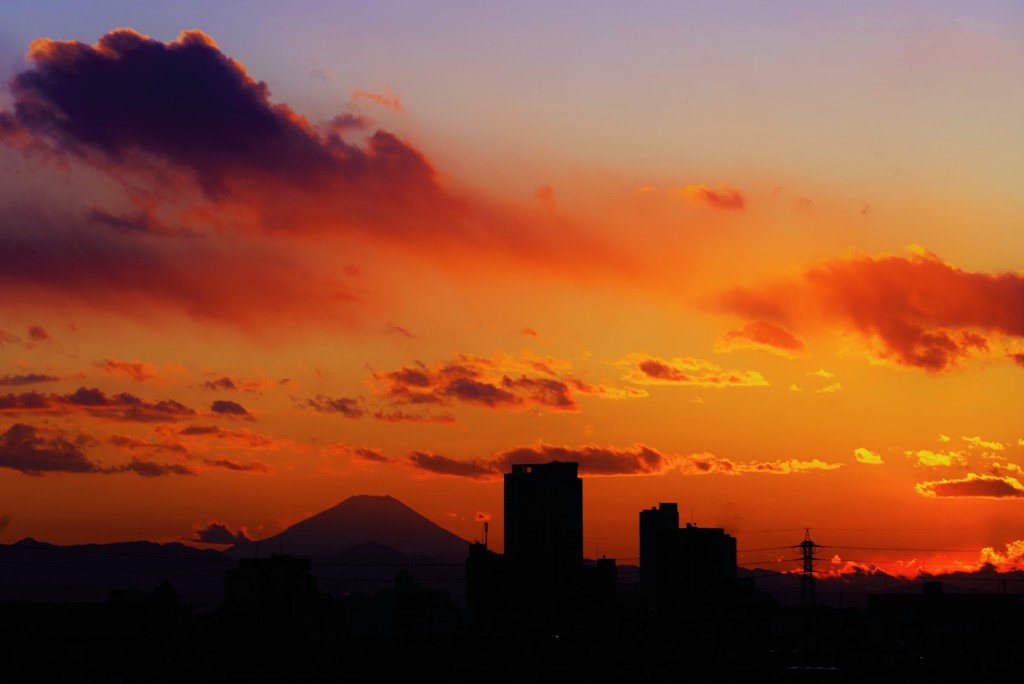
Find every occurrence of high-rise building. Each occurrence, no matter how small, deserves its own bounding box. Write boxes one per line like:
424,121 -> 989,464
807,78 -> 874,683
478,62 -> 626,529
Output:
639,503 -> 736,609
504,461 -> 582,586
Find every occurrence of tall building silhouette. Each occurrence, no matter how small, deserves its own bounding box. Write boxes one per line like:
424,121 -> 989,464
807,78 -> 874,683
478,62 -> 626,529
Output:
640,503 -> 736,609
504,461 -> 582,598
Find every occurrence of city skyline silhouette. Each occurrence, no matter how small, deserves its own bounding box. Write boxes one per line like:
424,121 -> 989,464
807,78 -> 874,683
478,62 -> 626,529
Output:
1,2 -> 1022,679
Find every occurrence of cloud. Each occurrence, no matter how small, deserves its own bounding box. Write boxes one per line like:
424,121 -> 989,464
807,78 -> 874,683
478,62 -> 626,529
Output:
203,375 -> 272,392
193,520 -> 250,544
0,326 -> 51,349
384,323 -> 415,338
2,30 -> 435,202
962,436 -> 1004,451
110,427 -> 276,473
372,409 -> 456,424
306,394 -> 364,418
210,399 -> 252,418
0,423 -> 98,475
495,443 -> 668,476
351,86 -> 404,112
989,462 -> 1024,478
113,457 -> 194,477
108,433 -> 189,457
0,386 -> 195,422
27,326 -> 50,342
906,449 -> 967,467
0,423 -> 193,477
714,321 -> 806,357
0,29 -> 445,332
403,441 -> 843,480
95,358 -> 166,382
407,451 -> 496,480
673,184 -> 746,210
344,445 -> 389,463
0,373 -> 60,387
0,28 -> 634,333
151,425 -> 286,456
617,353 -> 768,388
915,473 -> 1024,498
202,457 -> 273,474
0,204 -> 364,333
714,250 -> 1024,372
980,540 -> 1024,570
373,353 -> 642,414
854,447 -> 883,465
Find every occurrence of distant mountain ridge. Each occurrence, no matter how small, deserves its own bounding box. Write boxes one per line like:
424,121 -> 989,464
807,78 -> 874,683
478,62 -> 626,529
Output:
226,494 -> 471,561
0,495 -> 472,605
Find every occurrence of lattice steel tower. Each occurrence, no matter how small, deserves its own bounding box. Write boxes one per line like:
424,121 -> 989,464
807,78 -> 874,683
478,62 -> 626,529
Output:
797,528 -> 823,607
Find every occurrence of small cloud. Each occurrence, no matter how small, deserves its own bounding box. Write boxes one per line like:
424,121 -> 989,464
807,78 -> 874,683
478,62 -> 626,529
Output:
854,447 -> 883,465
939,434 -> 951,442
384,323 -> 415,338
193,521 -> 250,545
714,321 -> 806,358
789,384 -> 802,392
324,443 -> 389,463
306,394 -> 364,418
1,327 -> 52,349
203,458 -> 273,473
27,326 -> 50,342
0,373 -> 60,387
96,359 -> 160,382
373,409 -> 456,424
815,382 -> 843,393
915,474 -> 1024,499
962,436 -> 1004,451
810,369 -> 836,379
210,399 -> 252,418
203,375 -> 271,392
618,353 -> 768,388
906,449 -> 967,467
112,457 -> 194,477
407,451 -> 495,480
520,328 -> 539,338
351,85 -> 403,111
990,462 -> 1024,478
673,184 -> 746,211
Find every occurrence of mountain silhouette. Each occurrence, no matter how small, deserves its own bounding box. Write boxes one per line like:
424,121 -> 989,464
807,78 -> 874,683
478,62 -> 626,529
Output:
226,494 -> 471,561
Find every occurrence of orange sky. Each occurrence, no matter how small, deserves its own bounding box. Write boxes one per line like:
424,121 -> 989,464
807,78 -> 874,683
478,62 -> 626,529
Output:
1,5 -> 1022,576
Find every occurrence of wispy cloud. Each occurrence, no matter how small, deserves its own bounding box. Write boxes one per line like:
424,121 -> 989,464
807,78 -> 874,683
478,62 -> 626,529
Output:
714,249 -> 1023,372
714,320 -> 806,357
618,354 -> 768,388
915,473 -> 1024,498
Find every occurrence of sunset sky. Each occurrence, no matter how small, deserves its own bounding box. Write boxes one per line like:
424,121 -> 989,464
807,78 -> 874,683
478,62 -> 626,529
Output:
1,1 -> 1022,577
